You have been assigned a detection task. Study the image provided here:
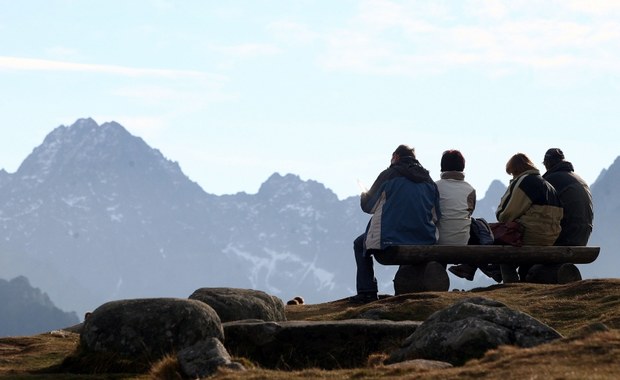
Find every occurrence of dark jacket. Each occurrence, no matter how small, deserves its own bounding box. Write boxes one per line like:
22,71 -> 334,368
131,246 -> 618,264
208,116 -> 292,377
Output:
496,169 -> 563,246
543,161 -> 593,246
361,156 -> 440,249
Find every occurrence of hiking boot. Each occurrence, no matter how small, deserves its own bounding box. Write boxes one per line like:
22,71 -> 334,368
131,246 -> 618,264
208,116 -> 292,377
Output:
347,293 -> 378,304
448,264 -> 476,281
479,264 -> 503,283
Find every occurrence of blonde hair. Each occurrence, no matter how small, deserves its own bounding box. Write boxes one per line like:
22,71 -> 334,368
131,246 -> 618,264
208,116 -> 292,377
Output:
506,153 -> 537,176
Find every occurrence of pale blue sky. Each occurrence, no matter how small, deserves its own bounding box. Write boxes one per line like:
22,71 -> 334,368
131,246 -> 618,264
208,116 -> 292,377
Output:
1,0 -> 619,199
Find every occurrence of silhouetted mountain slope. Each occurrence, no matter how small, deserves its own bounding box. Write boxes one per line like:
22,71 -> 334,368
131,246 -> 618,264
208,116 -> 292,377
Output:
586,156 -> 620,279
472,179 -> 507,222
0,276 -> 79,337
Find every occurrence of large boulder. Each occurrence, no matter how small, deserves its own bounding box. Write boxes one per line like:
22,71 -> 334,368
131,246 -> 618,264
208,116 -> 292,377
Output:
177,337 -> 245,378
189,287 -> 286,322
224,319 -> 420,369
387,297 -> 562,365
80,298 -> 223,368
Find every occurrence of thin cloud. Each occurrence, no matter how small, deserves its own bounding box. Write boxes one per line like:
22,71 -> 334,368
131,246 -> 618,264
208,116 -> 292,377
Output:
317,0 -> 620,77
210,43 -> 281,58
111,86 -> 191,103
0,56 -> 223,81
110,84 -> 236,110
267,21 -> 319,44
565,0 -> 620,15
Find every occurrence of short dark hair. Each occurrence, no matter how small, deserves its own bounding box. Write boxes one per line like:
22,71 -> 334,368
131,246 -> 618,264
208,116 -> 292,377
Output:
393,144 -> 415,158
441,150 -> 465,172
543,148 -> 565,167
506,153 -> 537,176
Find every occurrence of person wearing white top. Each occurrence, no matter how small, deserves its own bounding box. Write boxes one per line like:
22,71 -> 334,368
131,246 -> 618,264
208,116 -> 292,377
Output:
436,150 -> 500,282
435,150 -> 476,245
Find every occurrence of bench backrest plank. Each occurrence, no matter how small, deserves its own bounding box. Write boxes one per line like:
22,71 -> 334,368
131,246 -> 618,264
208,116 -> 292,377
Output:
373,246 -> 600,266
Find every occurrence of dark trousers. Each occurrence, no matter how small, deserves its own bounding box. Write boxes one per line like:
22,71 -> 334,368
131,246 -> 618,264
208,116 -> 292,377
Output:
354,233 -> 378,295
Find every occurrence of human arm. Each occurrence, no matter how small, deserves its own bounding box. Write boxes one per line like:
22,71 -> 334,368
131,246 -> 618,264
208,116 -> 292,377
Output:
496,185 -> 532,222
467,189 -> 476,217
360,167 -> 393,214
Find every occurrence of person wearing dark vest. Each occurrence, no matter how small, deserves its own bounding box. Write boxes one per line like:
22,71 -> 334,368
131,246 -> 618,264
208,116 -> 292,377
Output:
542,148 -> 593,246
350,144 -> 440,304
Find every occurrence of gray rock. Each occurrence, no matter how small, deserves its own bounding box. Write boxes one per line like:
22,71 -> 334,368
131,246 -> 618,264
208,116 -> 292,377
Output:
385,358 -> 453,370
387,297 -> 562,365
223,319 -> 420,369
189,287 -> 286,322
177,337 -> 245,378
80,298 -> 223,362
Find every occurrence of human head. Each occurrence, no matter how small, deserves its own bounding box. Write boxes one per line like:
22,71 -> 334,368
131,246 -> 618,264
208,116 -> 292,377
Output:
440,150 -> 465,172
391,144 -> 415,164
543,148 -> 565,170
506,153 -> 537,177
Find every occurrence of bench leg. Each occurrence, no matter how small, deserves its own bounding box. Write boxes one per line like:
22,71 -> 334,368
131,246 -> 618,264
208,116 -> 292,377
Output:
557,263 -> 582,284
525,264 -> 557,284
423,261 -> 450,291
525,264 -> 582,284
393,261 -> 449,295
394,264 -> 425,294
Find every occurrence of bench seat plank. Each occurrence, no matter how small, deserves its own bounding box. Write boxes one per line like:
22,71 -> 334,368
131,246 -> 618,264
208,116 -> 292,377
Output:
373,245 -> 600,266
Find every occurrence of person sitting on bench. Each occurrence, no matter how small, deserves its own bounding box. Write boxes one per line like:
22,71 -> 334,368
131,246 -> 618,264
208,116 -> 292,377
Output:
435,150 -> 476,245
350,144 -> 440,304
435,150 -> 502,282
542,148 -> 593,246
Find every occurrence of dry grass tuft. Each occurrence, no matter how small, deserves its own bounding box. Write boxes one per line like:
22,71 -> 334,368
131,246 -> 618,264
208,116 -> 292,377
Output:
366,353 -> 388,368
148,354 -> 183,380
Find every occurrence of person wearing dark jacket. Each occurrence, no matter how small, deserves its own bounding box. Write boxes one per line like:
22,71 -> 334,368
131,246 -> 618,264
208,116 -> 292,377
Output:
350,144 -> 440,304
542,148 -> 594,246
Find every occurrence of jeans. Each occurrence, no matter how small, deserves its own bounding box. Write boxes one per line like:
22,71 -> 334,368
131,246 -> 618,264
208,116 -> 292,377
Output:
354,233 -> 378,295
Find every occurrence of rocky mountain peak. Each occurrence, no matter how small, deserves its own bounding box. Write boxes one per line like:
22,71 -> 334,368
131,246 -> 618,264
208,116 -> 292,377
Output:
484,179 -> 508,198
590,156 -> 620,219
258,173 -> 338,204
13,118 -> 194,194
591,156 -> 620,192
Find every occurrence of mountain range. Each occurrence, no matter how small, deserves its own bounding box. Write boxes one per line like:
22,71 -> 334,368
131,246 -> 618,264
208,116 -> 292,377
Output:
0,119 -> 398,319
0,118 -> 617,324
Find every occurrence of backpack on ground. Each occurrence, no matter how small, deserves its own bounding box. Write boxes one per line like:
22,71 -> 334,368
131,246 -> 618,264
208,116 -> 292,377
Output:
468,218 -> 494,245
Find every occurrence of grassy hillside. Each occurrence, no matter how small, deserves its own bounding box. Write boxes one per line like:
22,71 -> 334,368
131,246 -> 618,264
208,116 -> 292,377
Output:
1,279 -> 619,379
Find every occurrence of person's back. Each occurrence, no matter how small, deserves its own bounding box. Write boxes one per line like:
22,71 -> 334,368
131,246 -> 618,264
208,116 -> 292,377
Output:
542,149 -> 593,246
497,154 -> 563,246
363,155 -> 439,249
435,150 -> 476,245
350,144 -> 439,304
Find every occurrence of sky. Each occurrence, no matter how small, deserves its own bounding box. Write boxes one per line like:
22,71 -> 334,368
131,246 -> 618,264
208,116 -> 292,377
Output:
1,0 -> 619,200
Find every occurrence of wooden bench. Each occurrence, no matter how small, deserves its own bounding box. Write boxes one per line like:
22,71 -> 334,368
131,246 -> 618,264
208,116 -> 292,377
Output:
370,245 -> 600,294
